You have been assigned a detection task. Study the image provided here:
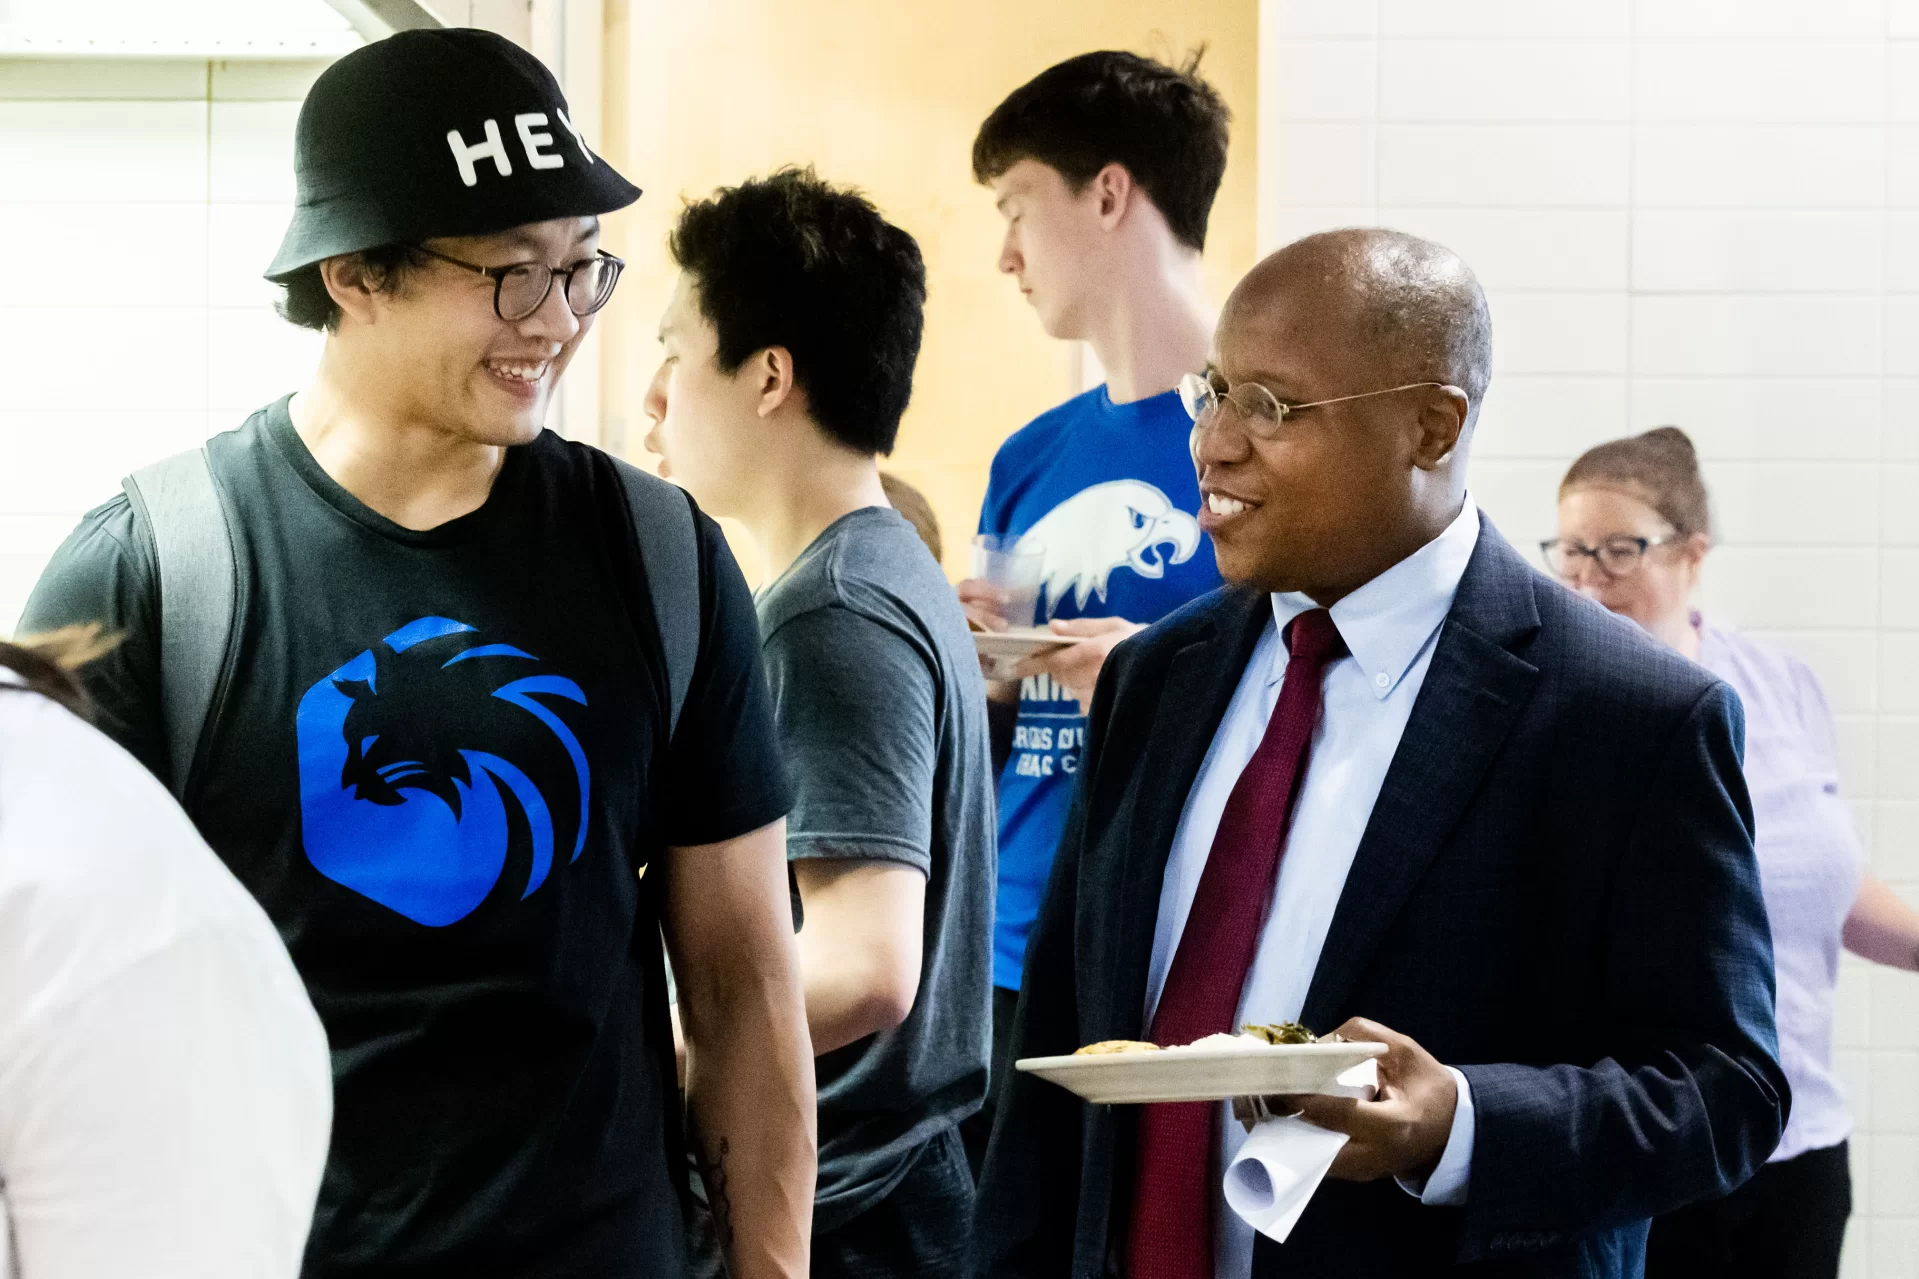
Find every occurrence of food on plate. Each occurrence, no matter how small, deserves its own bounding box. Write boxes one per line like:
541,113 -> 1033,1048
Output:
1240,1021 -> 1318,1045
1070,1024 -> 1329,1057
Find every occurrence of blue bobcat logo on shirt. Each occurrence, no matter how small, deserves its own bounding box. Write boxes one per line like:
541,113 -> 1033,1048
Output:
295,616 -> 592,926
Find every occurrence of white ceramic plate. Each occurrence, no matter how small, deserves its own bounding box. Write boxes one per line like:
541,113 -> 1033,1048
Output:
1016,1041 -> 1388,1105
971,627 -> 1071,660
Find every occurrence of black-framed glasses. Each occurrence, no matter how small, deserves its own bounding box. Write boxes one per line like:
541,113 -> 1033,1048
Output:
1540,535 -> 1673,580
1178,369 -> 1458,441
413,245 -> 625,322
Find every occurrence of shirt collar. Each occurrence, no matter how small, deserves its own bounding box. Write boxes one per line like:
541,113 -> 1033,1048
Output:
1269,497 -> 1482,700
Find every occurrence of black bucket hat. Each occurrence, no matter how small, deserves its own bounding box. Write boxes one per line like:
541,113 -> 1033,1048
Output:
265,27 -> 641,281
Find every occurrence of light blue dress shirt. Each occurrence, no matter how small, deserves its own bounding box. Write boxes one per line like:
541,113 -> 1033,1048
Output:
1142,498 -> 1482,1279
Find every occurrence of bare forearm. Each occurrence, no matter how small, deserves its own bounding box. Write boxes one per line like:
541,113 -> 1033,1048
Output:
1844,875 -> 1919,971
668,821 -> 818,1279
683,968 -> 816,1279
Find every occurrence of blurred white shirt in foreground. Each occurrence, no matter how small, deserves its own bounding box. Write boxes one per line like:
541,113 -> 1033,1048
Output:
0,670 -> 331,1279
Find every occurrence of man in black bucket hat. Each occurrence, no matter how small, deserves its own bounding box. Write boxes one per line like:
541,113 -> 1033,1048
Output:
20,27 -> 815,1279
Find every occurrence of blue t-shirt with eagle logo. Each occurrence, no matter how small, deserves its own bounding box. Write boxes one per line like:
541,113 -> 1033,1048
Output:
978,384 -> 1220,990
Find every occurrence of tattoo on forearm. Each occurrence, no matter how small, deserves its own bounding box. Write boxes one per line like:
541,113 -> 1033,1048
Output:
696,1136 -> 735,1252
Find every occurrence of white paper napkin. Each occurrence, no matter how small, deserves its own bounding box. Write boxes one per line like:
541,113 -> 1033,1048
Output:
1222,1058 -> 1379,1243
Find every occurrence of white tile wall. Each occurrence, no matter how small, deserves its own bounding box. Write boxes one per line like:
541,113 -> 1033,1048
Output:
1634,126 -> 1887,209
1487,292 -> 1631,374
1631,212 -> 1884,294
1634,42 -> 1887,124
1378,208 -> 1629,289
1891,126 -> 1919,206
1631,295 -> 1882,376
1888,298 -> 1919,377
1889,43 -> 1919,122
1378,123 -> 1631,207
1711,462 -> 1884,546
1888,216 -> 1919,293
0,61 -> 326,629
1379,0 -> 1630,39
1265,121 -> 1376,206
1629,378 -> 1884,459
1885,466 -> 1919,545
1886,554 -> 1919,630
1261,39 -> 1375,121
1262,2 -> 1919,1271
1472,375 -> 1631,458
0,100 -> 208,201
1257,203 -> 1377,257
1262,0 -> 1375,37
1882,803 -> 1919,879
1379,40 -> 1632,122
1636,0 -> 1887,38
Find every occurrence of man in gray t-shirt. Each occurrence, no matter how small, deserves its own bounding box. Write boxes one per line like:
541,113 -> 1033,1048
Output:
758,508 -> 995,1244
642,169 -> 994,1277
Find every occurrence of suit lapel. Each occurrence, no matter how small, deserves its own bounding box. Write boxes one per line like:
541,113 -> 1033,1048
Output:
1300,526 -> 1544,1030
1105,590 -> 1270,1039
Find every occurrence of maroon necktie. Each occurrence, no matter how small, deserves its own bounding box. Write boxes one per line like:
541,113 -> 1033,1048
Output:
1126,608 -> 1348,1279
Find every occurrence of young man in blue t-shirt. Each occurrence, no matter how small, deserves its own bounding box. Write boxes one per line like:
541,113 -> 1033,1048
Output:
957,50 -> 1230,1167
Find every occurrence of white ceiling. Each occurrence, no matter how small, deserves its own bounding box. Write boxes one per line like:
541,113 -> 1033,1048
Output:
0,0 -> 368,57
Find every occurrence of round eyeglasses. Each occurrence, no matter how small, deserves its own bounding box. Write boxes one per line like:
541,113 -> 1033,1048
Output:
1177,370 -> 1457,441
413,245 -> 625,322
1540,535 -> 1673,580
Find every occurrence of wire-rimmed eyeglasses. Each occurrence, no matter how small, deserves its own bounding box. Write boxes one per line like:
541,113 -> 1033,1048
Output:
414,245 -> 625,322
1178,369 -> 1460,441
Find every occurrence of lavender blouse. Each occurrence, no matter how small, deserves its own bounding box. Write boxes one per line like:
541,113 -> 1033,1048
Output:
1697,615 -> 1865,1163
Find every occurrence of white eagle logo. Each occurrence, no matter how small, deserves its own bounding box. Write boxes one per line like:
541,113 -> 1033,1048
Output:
1016,480 -> 1203,618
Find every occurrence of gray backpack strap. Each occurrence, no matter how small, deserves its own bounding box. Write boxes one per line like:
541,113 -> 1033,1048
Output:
121,448 -> 237,803
609,456 -> 701,736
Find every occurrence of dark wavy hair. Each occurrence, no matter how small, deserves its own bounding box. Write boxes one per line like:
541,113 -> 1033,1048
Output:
669,167 -> 927,457
275,245 -> 424,332
0,625 -> 117,719
972,49 -> 1231,253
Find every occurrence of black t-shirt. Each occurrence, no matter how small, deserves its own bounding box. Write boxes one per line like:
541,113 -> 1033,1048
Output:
18,397 -> 792,1277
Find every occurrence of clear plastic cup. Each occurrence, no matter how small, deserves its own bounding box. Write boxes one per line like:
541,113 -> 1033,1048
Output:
970,534 -> 1045,630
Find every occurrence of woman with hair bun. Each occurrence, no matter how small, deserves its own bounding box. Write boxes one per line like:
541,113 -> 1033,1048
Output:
1549,426 -> 1919,1279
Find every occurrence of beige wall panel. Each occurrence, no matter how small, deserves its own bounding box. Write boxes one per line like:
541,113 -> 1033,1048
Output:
599,0 -> 1256,581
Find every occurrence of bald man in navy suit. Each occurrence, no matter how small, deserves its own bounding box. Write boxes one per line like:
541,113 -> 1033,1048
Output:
973,229 -> 1787,1279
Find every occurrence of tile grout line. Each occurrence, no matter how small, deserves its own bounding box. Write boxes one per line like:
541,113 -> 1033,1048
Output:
1624,0 -> 1638,439
204,59 -> 213,441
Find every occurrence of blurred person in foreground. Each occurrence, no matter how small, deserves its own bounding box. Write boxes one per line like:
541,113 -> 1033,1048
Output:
0,629 -> 330,1278
1550,426 -> 1919,1279
645,168 -> 995,1278
958,50 -> 1227,1169
17,30 -> 812,1279
974,229 -> 1788,1277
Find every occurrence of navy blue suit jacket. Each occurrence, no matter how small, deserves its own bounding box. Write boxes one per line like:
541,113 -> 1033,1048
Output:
974,522 -> 1788,1278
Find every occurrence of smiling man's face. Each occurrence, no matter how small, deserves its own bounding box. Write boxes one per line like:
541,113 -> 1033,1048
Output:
1193,265 -> 1436,600
353,216 -> 602,446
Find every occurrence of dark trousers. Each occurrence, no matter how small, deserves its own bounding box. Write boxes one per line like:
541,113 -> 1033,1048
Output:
959,984 -> 1021,1179
1646,1141 -> 1851,1279
811,1126 -> 973,1279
